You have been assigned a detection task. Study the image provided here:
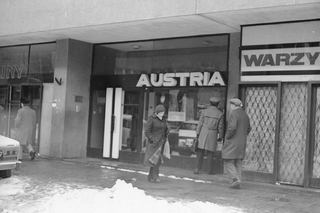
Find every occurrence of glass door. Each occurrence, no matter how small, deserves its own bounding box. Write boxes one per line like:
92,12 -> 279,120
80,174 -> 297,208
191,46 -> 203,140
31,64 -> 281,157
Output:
0,87 -> 8,136
88,88 -> 144,159
1,85 -> 42,151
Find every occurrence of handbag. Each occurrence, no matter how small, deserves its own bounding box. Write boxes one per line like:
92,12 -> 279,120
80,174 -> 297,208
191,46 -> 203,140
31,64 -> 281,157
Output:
163,139 -> 171,159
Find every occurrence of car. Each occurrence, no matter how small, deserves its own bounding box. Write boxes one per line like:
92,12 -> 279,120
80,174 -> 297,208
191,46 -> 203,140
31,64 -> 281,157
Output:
168,120 -> 198,156
0,135 -> 20,178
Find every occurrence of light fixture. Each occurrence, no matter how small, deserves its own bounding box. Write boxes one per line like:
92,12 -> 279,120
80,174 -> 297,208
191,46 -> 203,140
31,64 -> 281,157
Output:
133,45 -> 141,49
202,41 -> 211,46
160,93 -> 165,103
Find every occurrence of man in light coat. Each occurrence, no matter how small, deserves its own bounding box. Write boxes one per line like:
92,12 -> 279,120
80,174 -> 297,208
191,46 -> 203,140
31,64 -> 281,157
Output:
15,97 -> 36,160
222,98 -> 251,189
194,97 -> 224,174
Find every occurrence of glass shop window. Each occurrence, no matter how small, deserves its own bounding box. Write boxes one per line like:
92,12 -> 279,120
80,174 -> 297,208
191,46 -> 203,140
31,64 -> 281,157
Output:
142,87 -> 225,157
29,43 -> 56,83
92,35 -> 228,75
0,46 -> 29,84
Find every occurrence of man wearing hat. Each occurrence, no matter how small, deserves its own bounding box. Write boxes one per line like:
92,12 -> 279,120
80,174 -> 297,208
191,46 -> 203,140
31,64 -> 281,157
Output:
194,97 -> 224,175
222,98 -> 251,189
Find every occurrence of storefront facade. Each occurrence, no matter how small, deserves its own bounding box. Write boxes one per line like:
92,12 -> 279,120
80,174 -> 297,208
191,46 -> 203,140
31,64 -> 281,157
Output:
239,20 -> 320,188
88,35 -> 231,171
1,0 -> 319,187
0,43 -> 56,152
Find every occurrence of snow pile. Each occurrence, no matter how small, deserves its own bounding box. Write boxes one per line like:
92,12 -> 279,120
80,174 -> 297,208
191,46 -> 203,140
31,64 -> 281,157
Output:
40,179 -> 244,213
0,176 -> 29,196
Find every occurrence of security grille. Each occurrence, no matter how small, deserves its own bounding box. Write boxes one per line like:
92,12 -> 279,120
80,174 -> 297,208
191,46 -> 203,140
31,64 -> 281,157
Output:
243,86 -> 277,173
313,87 -> 320,178
278,83 -> 307,185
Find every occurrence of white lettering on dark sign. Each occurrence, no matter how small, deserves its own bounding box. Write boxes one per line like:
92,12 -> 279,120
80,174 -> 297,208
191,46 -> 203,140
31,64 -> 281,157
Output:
136,72 -> 225,87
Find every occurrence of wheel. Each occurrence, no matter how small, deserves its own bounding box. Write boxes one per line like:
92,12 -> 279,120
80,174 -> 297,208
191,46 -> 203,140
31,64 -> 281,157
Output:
0,169 -> 12,178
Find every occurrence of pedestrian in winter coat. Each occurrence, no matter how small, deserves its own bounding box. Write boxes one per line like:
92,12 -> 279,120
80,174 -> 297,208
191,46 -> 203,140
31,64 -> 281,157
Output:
222,98 -> 251,189
143,104 -> 169,182
194,97 -> 224,175
15,97 -> 36,160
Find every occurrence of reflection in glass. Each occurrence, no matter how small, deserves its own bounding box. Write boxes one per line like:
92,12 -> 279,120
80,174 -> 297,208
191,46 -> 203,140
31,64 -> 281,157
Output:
89,90 -> 106,149
0,46 -> 29,84
121,91 -> 140,152
93,35 -> 228,75
143,87 -> 225,157
29,43 -> 56,83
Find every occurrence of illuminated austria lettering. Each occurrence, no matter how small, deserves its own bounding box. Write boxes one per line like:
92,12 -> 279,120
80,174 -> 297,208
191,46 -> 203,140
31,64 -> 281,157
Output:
136,72 -> 225,87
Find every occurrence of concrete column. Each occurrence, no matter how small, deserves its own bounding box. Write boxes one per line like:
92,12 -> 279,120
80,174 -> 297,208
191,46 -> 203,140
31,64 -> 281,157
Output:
50,39 -> 93,158
227,32 -> 241,101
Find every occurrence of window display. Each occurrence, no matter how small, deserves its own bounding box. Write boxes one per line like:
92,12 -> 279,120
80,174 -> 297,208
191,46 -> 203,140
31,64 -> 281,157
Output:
142,87 -> 225,157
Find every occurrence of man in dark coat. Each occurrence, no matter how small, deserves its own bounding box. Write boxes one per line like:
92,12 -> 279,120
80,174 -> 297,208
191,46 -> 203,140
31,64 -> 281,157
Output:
222,98 -> 251,189
194,97 -> 224,174
15,97 -> 36,160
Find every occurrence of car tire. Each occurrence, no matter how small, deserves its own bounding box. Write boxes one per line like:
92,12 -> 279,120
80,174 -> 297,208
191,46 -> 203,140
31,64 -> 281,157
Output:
0,169 -> 12,178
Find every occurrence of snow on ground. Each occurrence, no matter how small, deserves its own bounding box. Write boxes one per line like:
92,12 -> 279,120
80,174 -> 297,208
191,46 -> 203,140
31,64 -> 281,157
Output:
0,177 -> 244,213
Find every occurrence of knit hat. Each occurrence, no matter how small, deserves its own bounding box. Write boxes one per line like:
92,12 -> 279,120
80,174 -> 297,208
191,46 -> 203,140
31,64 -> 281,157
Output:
155,104 -> 165,114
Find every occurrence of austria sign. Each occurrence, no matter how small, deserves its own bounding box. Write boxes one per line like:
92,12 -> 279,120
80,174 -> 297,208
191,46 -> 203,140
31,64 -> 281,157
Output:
241,47 -> 320,72
136,71 -> 226,87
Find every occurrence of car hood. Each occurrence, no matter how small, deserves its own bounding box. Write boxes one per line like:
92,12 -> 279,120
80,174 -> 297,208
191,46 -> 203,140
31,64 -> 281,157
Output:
0,135 -> 20,147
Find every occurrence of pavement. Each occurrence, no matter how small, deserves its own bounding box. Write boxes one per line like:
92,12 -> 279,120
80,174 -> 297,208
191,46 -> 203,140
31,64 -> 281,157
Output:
59,156 -> 320,213
9,155 -> 320,213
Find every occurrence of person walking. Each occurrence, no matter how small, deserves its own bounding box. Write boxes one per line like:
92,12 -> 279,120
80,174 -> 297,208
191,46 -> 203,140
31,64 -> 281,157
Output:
194,97 -> 224,175
143,104 -> 169,182
15,97 -> 37,160
222,98 -> 251,189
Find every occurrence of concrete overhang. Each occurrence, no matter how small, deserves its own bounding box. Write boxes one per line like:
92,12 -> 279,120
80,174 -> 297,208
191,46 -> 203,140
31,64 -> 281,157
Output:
0,2 -> 319,47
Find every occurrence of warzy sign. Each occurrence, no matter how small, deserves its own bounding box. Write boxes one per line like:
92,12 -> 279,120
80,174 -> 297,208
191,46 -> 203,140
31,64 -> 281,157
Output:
136,71 -> 226,87
241,47 -> 320,72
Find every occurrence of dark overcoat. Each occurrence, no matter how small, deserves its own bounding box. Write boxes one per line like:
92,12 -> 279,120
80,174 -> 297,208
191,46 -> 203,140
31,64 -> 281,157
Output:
196,106 -> 224,152
222,107 -> 251,160
14,106 -> 36,145
143,114 -> 169,167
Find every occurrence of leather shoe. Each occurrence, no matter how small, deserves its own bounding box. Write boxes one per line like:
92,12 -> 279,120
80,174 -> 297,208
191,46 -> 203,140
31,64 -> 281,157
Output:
229,178 -> 241,189
30,151 -> 36,160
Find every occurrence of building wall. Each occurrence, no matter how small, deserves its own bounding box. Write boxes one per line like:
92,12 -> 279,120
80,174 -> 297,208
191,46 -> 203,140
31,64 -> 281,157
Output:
1,0 -> 318,37
39,83 -> 54,156
227,32 -> 241,108
50,39 -> 93,158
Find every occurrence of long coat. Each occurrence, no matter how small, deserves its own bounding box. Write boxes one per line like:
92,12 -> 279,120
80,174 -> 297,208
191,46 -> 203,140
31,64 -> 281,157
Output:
222,107 -> 251,160
14,106 -> 36,145
196,106 -> 224,152
143,114 -> 169,167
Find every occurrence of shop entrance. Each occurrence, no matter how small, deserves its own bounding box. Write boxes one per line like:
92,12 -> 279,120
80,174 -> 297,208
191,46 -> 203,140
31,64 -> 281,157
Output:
240,83 -> 312,187
88,88 -> 144,159
0,85 -> 42,151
